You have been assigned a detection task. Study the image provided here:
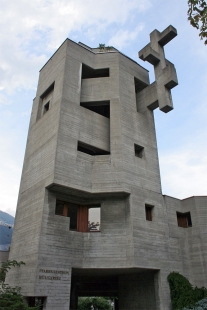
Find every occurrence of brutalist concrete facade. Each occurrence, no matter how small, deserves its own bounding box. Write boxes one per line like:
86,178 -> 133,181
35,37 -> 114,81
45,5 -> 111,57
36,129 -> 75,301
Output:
7,26 -> 207,310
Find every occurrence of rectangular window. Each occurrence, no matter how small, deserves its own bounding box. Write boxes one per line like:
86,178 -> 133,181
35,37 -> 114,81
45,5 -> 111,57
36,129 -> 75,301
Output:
27,297 -> 45,309
43,101 -> 50,114
145,204 -> 153,221
37,82 -> 55,120
88,206 -> 101,231
177,212 -> 192,228
80,100 -> 110,118
82,64 -> 109,79
77,141 -> 110,156
55,200 -> 100,232
134,144 -> 144,158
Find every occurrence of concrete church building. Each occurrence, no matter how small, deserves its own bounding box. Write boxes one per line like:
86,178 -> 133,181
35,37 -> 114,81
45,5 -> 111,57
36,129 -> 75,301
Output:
7,26 -> 207,309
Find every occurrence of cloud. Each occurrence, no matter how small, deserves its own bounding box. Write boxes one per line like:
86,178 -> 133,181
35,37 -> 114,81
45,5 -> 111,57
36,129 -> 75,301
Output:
160,141 -> 207,199
0,0 -> 151,94
107,24 -> 144,50
0,134 -> 23,217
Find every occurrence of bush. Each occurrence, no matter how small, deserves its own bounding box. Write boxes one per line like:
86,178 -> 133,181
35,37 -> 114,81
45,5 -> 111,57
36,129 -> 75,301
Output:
78,297 -> 113,310
0,260 -> 40,310
168,272 -> 207,310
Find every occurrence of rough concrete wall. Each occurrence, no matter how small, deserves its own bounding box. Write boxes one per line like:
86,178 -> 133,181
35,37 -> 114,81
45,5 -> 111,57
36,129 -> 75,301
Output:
132,189 -> 170,269
164,195 -> 207,288
118,53 -> 162,194
118,273 -> 157,310
183,196 -> 207,287
7,41 -> 68,294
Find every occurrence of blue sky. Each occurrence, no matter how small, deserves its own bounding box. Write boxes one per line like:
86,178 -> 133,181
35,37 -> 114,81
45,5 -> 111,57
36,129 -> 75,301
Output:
0,0 -> 206,217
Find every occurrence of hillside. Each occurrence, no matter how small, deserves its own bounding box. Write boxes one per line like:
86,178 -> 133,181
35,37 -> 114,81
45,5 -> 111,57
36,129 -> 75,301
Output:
0,210 -> 14,251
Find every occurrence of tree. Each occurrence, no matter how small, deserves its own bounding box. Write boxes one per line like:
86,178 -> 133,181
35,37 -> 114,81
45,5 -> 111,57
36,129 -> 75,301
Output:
78,297 -> 113,310
188,0 -> 207,44
0,260 -> 40,310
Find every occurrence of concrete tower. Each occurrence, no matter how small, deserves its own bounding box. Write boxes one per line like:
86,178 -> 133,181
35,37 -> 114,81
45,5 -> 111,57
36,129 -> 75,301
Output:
7,26 -> 207,310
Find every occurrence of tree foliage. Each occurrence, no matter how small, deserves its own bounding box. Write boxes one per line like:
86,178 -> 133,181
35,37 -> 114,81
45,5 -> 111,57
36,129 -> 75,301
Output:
0,260 -> 39,310
78,297 -> 113,310
188,0 -> 207,44
168,272 -> 207,310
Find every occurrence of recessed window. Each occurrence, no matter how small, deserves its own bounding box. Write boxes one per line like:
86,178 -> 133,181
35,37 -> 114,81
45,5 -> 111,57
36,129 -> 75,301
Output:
145,204 -> 153,221
134,144 -> 144,158
81,100 -> 110,118
134,77 -> 148,93
88,207 -> 101,231
78,141 -> 110,156
82,64 -> 109,79
55,200 -> 100,232
27,297 -> 45,309
37,82 -> 55,120
177,212 -> 192,228
43,101 -> 50,114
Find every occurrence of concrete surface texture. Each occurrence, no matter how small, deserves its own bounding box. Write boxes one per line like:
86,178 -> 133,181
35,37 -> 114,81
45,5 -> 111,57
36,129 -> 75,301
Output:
6,26 -> 207,310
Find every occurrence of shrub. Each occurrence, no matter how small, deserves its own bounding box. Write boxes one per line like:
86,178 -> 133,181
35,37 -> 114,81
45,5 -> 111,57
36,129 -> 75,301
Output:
168,272 -> 207,310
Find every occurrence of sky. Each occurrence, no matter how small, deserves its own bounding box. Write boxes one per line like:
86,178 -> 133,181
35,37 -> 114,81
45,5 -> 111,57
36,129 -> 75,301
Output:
0,0 -> 206,217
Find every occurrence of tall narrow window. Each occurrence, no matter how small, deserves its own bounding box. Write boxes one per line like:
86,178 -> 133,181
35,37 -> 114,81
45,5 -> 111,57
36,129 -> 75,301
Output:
37,82 -> 55,120
43,101 -> 50,114
177,212 -> 192,228
134,144 -> 144,158
145,204 -> 153,221
88,207 -> 101,231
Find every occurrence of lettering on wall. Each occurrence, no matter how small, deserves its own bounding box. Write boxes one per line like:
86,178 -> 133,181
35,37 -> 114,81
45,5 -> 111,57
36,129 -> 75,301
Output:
38,269 -> 69,281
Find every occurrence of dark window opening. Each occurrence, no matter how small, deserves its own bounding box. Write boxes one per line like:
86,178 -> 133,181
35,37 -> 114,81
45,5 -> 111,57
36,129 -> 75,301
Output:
81,101 -> 110,118
134,77 -> 148,93
82,64 -> 109,79
43,101 -> 50,114
177,212 -> 192,228
134,144 -> 144,158
55,200 -> 101,232
37,82 -> 55,120
145,204 -> 153,221
78,141 -> 110,156
27,297 -> 45,309
55,201 -> 78,230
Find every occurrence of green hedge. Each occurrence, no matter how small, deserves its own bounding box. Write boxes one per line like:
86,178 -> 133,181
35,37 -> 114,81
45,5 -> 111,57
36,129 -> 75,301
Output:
167,272 -> 207,310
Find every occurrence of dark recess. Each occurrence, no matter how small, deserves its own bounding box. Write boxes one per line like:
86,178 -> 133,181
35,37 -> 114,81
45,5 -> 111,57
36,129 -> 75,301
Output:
82,64 -> 109,79
81,101 -> 110,118
134,77 -> 148,93
78,141 -> 110,156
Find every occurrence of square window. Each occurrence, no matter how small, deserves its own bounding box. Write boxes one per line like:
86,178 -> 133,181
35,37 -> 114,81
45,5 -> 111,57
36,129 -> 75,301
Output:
55,200 -> 100,232
177,212 -> 192,228
134,144 -> 144,158
145,204 -> 153,221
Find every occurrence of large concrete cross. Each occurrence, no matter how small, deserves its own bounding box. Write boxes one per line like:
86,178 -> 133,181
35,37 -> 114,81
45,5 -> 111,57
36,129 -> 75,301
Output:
138,25 -> 178,113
